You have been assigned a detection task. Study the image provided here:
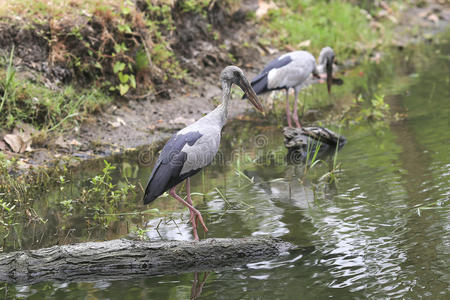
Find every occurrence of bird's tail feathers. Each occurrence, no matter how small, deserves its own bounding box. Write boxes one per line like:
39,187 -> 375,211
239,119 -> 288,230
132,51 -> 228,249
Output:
143,161 -> 164,205
143,183 -> 158,205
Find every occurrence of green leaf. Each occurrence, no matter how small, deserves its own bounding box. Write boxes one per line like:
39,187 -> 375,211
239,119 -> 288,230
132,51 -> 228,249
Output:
129,74 -> 136,88
114,43 -> 124,54
119,84 -> 129,95
118,72 -> 129,83
118,24 -> 132,33
122,6 -> 131,15
113,62 -> 125,74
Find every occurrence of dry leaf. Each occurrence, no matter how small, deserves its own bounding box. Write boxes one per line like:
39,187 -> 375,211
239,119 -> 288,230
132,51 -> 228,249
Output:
284,45 -> 295,52
4,134 -> 23,153
388,15 -> 398,24
55,136 -> 68,149
427,14 -> 439,24
69,139 -> 81,146
256,0 -> 277,19
370,52 -> 382,64
379,1 -> 392,14
108,117 -> 127,128
418,11 -> 429,18
297,40 -> 311,48
11,124 -> 34,152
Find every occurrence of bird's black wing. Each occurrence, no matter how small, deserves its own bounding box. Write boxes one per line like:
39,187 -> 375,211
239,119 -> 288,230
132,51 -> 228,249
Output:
248,55 -> 293,95
143,131 -> 202,204
261,55 -> 293,74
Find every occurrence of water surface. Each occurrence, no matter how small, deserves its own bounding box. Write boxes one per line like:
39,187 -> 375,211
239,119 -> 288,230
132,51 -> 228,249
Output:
1,33 -> 449,299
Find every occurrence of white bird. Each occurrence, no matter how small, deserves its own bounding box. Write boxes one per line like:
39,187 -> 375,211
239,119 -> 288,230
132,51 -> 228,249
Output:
249,47 -> 336,128
143,66 -> 263,241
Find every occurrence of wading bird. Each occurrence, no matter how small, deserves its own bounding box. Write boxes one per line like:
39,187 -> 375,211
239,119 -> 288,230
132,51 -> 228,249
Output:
249,47 -> 335,128
143,66 -> 263,241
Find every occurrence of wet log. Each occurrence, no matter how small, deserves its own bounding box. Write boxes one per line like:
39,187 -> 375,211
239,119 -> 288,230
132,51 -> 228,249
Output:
283,126 -> 347,162
0,236 -> 295,284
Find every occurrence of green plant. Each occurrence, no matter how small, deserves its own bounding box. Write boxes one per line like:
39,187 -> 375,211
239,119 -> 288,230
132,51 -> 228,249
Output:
0,47 -> 18,118
87,160 -> 135,205
0,45 -> 112,129
179,0 -> 211,15
111,60 -> 136,96
0,197 -> 16,228
304,138 -> 322,174
60,199 -> 75,216
361,94 -> 390,121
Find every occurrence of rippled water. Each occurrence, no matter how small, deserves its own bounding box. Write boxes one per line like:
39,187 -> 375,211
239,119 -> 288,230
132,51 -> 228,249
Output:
2,33 -> 449,299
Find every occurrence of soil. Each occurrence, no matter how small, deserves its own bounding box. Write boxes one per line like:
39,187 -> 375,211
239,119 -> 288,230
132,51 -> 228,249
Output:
0,0 -> 449,170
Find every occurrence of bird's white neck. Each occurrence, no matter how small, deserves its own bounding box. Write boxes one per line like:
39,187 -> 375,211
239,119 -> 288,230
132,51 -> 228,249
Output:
209,81 -> 231,128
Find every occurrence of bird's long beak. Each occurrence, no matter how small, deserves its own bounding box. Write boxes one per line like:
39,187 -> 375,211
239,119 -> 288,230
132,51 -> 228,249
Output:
238,77 -> 264,113
326,59 -> 333,95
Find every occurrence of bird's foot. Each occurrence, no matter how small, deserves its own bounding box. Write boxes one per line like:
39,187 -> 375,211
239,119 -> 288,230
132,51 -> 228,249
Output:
188,210 -> 200,241
195,211 -> 208,233
189,208 -> 208,234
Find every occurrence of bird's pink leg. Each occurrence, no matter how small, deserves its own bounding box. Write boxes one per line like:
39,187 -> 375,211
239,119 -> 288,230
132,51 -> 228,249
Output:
292,90 -> 302,128
285,89 -> 293,127
169,185 -> 208,241
185,177 -> 199,241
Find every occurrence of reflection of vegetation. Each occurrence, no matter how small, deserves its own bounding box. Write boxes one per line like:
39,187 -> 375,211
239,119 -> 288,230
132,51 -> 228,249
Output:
58,160 -> 136,228
0,158 -> 137,251
355,94 -> 391,122
0,154 -> 55,248
336,94 -> 397,137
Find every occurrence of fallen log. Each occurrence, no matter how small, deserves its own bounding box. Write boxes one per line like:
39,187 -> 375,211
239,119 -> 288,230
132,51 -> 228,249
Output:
283,126 -> 347,162
0,236 -> 296,284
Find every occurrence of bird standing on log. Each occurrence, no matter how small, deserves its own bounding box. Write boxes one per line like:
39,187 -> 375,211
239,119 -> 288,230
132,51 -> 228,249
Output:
248,47 -> 336,128
143,66 -> 264,241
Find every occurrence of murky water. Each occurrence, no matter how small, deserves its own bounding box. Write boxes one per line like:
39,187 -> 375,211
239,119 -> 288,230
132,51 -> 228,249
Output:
2,33 -> 449,298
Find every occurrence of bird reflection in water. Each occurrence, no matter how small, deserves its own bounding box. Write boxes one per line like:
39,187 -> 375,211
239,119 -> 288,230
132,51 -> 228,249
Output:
190,272 -> 211,300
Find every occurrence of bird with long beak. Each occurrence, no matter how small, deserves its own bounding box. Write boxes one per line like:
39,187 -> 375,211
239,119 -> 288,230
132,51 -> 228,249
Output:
247,47 -> 336,128
143,66 -> 263,241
